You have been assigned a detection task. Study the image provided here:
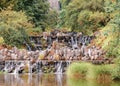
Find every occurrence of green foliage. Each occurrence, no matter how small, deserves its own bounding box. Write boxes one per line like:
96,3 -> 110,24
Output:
96,24 -> 120,58
27,27 -> 43,36
0,28 -> 29,47
0,8 -> 33,29
67,62 -> 113,80
0,0 -> 17,9
14,0 -> 49,30
111,64 -> 120,80
0,37 -> 4,44
46,10 -> 59,29
94,65 -> 111,76
58,9 -> 66,28
0,0 -> 59,31
111,58 -> 120,80
67,62 -> 88,75
77,11 -> 108,34
0,8 -> 32,47
95,0 -> 120,58
104,0 -> 120,14
60,0 -> 71,9
59,0 -> 108,34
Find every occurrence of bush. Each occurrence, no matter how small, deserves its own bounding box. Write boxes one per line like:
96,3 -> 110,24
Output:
111,65 -> 120,80
0,8 -> 33,47
67,62 -> 113,80
94,65 -> 111,76
93,65 -> 112,81
0,28 -> 29,47
67,62 -> 89,78
111,58 -> 120,80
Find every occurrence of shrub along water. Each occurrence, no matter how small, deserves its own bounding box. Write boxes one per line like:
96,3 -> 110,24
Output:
67,62 -> 118,81
111,58 -> 120,80
67,62 -> 88,79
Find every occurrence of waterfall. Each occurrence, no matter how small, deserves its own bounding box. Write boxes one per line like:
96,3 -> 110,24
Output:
4,61 -> 14,73
56,61 -> 63,74
28,61 -> 32,74
1,30 -> 97,74
47,36 -> 52,47
13,68 -> 18,74
81,43 -> 86,56
71,37 -> 75,49
71,36 -> 74,46
13,61 -> 18,74
66,60 -> 71,67
24,41 -> 32,51
88,48 -> 92,57
71,36 -> 78,49
74,36 -> 78,49
13,62 -> 24,74
4,61 -> 8,73
36,61 -> 41,73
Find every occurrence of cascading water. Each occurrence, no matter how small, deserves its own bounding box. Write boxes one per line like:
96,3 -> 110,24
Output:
81,43 -> 86,56
4,61 -> 9,73
24,41 -> 32,51
13,61 -> 24,74
56,61 -> 63,74
71,36 -> 79,50
0,30 -> 100,74
66,60 -> 71,67
4,61 -> 14,73
28,61 -> 32,74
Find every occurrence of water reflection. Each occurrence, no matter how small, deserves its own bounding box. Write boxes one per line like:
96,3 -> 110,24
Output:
3,74 -> 66,86
67,78 -> 120,86
0,74 -> 120,86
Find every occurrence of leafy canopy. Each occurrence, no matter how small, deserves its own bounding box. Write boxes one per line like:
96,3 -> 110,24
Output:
0,8 -> 32,47
95,0 -> 120,58
59,0 -> 107,34
14,0 -> 50,30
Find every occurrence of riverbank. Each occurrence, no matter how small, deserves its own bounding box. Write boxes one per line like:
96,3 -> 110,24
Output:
67,62 -> 120,80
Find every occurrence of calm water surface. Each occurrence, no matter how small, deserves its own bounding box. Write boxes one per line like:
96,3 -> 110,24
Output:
0,74 -> 120,86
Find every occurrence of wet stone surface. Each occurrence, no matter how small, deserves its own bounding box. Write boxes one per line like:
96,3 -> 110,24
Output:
0,30 -> 113,74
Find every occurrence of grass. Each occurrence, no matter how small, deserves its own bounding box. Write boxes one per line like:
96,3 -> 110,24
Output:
67,62 -> 115,80
110,64 -> 120,80
94,64 -> 112,81
67,62 -> 89,79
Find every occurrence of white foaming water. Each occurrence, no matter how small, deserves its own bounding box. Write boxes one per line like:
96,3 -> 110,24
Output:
56,61 -> 63,74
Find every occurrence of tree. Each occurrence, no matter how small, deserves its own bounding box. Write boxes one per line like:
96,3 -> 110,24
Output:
46,10 -> 59,29
95,0 -> 120,58
59,0 -> 108,34
14,0 -> 49,30
60,0 -> 71,8
0,8 -> 33,47
58,0 -> 71,28
0,0 -> 17,9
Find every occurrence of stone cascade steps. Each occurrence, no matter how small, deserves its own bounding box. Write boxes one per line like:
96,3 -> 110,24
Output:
2,60 -> 72,74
